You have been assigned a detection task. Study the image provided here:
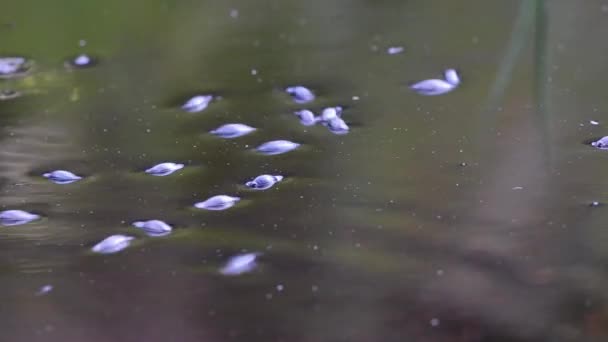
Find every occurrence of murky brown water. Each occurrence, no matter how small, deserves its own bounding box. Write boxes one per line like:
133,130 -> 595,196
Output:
2,1 -> 608,341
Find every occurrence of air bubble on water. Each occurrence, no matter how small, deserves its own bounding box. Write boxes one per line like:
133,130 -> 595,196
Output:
436,269 -> 444,276
590,120 -> 599,125
251,69 -> 257,75
276,284 -> 284,292
230,9 -> 239,18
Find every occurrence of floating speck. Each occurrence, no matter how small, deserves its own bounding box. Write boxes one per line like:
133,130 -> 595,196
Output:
74,55 -> 90,65
220,253 -> 259,275
66,54 -> 97,69
43,170 -> 83,184
132,220 -> 172,237
36,285 -> 53,296
0,210 -> 40,226
387,46 -> 405,55
444,69 -> 460,85
91,235 -> 134,254
145,162 -> 184,176
320,106 -> 343,122
591,136 -> 608,149
327,117 -> 349,135
195,195 -> 240,211
210,123 -> 256,139
0,57 -> 30,78
182,95 -> 213,113
294,109 -> 319,126
430,318 -> 440,327
256,140 -> 300,155
245,174 -> 283,190
75,54 -> 93,66
410,69 -> 460,96
285,86 -> 315,104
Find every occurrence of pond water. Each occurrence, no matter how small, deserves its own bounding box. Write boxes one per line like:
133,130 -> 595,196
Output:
2,0 -> 608,341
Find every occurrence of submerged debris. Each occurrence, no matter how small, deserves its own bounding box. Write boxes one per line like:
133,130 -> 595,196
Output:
0,210 -> 40,226
194,195 -> 240,211
210,123 -> 256,139
285,86 -> 315,104
182,95 -> 213,113
145,162 -> 184,176
245,174 -> 283,190
91,235 -> 134,254
410,69 -> 460,96
220,253 -> 260,275
43,170 -> 82,184
256,140 -> 300,155
132,220 -> 172,237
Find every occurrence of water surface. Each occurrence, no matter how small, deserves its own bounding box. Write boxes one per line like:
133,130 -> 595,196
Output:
1,1 -> 608,341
